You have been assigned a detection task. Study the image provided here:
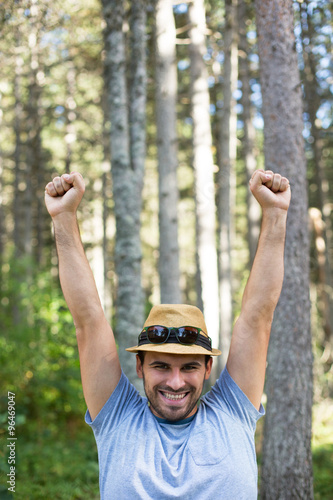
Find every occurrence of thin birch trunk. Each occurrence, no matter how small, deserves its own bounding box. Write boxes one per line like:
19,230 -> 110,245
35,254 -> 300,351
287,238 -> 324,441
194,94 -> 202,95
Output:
155,0 -> 181,304
64,62 -> 76,175
218,0 -> 238,369
188,0 -> 220,378
13,50 -> 24,261
129,0 -> 147,187
26,1 -> 43,262
12,43 -> 24,325
27,1 -> 48,266
255,0 -> 314,497
102,90 -> 113,324
102,0 -> 146,388
83,190 -> 105,323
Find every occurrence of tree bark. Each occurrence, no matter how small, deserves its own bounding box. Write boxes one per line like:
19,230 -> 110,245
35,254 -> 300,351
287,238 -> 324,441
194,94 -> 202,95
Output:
64,61 -> 76,175
102,0 -> 146,389
26,1 -> 43,263
255,1 -> 314,498
188,0 -> 220,377
154,0 -> 181,304
300,0 -> 333,352
13,49 -> 24,261
217,0 -> 238,369
238,0 -> 261,267
102,89 -> 113,324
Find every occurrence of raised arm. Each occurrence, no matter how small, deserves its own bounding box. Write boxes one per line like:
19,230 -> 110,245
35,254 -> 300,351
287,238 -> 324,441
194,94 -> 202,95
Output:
45,172 -> 121,420
226,170 -> 291,410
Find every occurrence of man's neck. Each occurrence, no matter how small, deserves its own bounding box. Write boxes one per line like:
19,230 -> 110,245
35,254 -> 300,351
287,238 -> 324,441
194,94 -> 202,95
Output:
153,413 -> 196,425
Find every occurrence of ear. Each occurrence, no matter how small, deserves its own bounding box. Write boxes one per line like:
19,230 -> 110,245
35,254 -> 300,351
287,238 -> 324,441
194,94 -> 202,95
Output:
204,357 -> 213,380
136,354 -> 144,379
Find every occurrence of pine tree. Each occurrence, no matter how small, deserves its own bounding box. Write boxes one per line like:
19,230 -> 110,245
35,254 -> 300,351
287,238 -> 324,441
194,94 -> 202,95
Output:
255,0 -> 314,497
102,0 -> 146,388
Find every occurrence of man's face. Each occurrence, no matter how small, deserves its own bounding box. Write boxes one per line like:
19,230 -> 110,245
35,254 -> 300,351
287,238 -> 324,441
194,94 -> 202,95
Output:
136,352 -> 212,421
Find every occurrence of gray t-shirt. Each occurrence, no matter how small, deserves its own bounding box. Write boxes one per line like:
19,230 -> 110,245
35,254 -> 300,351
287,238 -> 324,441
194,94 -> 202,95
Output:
85,368 -> 264,499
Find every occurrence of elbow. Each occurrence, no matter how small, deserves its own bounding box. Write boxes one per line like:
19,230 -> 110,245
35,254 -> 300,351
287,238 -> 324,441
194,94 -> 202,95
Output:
242,287 -> 282,324
241,300 -> 277,330
73,306 -> 107,337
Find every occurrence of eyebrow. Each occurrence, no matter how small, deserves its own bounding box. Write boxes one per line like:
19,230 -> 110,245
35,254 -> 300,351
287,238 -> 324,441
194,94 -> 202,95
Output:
148,361 -> 203,368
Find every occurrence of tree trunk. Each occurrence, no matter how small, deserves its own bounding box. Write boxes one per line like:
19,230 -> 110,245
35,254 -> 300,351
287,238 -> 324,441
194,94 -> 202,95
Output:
300,0 -> 333,352
12,42 -> 25,326
217,0 -> 238,369
0,137 -> 3,286
102,0 -> 146,389
238,0 -> 261,267
188,0 -> 220,378
13,49 -> 24,261
155,0 -> 181,304
64,61 -> 76,175
255,1 -> 314,498
129,0 -> 147,185
309,207 -> 333,360
102,90 -> 113,324
26,1 -> 43,263
82,185 -> 106,324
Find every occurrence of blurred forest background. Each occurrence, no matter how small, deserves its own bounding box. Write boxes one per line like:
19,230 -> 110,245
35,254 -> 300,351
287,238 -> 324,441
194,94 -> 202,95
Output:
0,0 -> 332,498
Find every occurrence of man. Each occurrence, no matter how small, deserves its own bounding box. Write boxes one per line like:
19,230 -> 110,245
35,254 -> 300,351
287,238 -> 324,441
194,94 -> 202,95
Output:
45,169 -> 290,499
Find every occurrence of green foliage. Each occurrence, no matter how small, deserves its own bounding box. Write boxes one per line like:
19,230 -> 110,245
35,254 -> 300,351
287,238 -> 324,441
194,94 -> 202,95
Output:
0,429 -> 99,499
313,443 -> 333,500
0,257 -> 98,498
0,256 -> 83,419
312,401 -> 333,500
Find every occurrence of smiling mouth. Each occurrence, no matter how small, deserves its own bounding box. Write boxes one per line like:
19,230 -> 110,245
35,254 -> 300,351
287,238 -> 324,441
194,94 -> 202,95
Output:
161,391 -> 188,401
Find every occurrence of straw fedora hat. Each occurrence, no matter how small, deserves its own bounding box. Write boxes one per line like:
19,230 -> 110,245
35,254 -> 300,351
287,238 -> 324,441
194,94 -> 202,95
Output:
126,304 -> 221,356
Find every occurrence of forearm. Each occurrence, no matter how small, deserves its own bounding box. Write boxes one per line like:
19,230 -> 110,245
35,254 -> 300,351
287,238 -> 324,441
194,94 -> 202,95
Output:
240,207 -> 288,326
52,212 -> 105,331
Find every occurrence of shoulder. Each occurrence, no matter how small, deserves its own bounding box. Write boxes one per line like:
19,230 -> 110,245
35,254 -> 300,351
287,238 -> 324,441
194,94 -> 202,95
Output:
85,371 -> 145,435
201,368 -> 265,430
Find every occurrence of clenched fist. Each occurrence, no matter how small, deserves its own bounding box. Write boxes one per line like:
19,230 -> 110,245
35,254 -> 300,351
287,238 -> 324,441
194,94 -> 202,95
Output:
45,172 -> 85,219
249,169 -> 291,212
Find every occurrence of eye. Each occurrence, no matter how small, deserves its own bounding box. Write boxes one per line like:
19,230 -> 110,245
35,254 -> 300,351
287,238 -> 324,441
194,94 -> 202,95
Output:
182,365 -> 198,371
153,364 -> 169,370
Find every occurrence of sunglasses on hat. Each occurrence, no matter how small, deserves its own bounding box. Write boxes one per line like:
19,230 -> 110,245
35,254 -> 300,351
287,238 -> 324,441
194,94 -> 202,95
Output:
138,325 -> 212,351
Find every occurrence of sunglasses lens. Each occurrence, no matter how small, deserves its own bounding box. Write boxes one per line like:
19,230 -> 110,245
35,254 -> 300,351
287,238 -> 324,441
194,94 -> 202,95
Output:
176,327 -> 199,345
146,326 -> 169,344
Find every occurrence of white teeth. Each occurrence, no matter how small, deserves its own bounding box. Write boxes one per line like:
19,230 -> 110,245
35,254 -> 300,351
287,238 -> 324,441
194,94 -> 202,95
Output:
162,392 -> 186,401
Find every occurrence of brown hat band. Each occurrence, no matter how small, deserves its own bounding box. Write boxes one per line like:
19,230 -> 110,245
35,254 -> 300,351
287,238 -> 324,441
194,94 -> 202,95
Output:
138,329 -> 212,352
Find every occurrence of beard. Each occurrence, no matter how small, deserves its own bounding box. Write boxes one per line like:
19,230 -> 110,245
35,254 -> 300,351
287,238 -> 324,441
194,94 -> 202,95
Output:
142,371 -> 204,422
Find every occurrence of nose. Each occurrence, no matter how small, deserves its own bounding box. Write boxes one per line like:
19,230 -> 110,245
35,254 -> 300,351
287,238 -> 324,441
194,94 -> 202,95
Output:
166,368 -> 186,391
